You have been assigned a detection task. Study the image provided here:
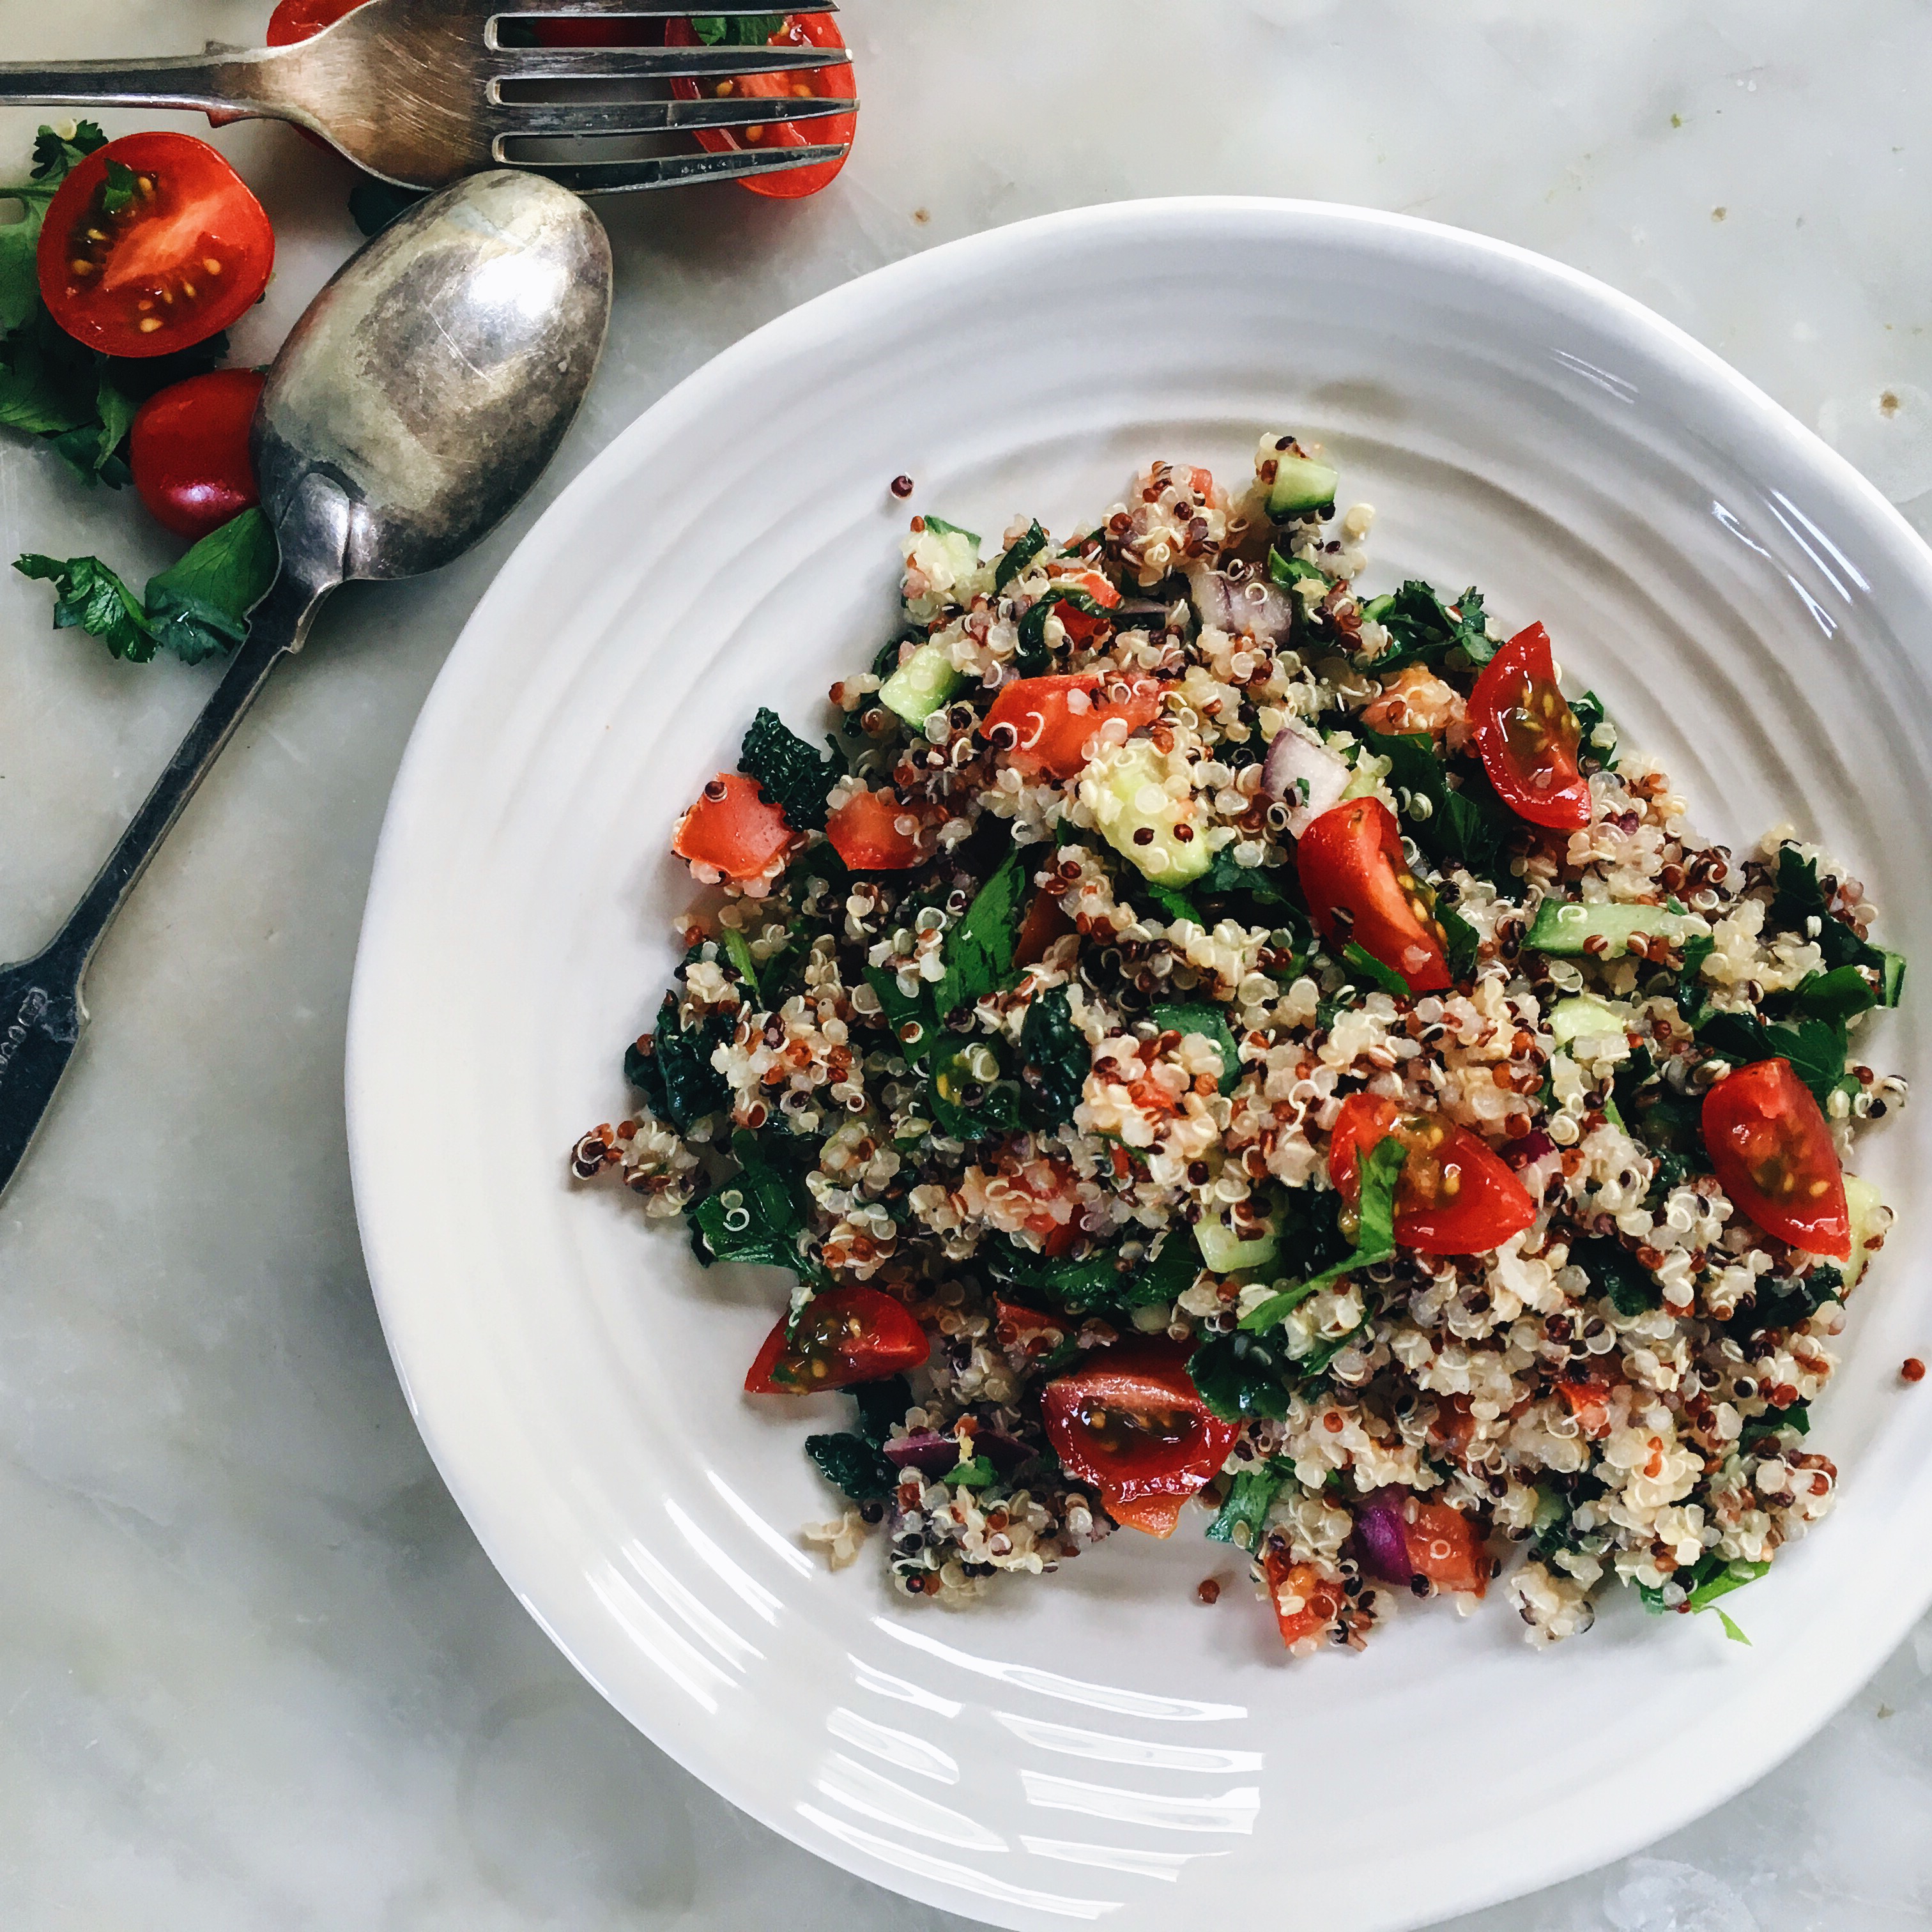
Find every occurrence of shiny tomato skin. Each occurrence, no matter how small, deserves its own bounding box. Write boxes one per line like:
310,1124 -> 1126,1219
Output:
1469,622 -> 1591,831
129,367 -> 264,539
981,671 -> 1162,780
1702,1059 -> 1850,1257
825,788 -> 919,870
665,13 -> 855,199
1330,1092 -> 1538,1256
1013,887 -> 1074,968
38,134 -> 274,359
671,772 -> 796,880
1262,1548 -> 1346,1648
745,1284 -> 930,1394
1405,1501 -> 1487,1596
1041,1338 -> 1236,1538
1296,795 -> 1452,993
267,0 -> 362,38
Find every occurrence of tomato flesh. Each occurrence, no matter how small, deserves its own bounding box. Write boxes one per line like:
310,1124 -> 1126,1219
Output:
1041,1338 -> 1236,1537
665,13 -> 856,200
1296,796 -> 1452,993
993,1299 -> 1068,1363
746,1284 -> 930,1394
1262,1549 -> 1346,1648
1330,1092 -> 1537,1255
1701,1059 -> 1850,1257
1469,622 -> 1591,831
672,771 -> 797,880
38,134 -> 274,359
1405,1501 -> 1487,1596
981,671 -> 1162,780
825,789 -> 919,870
1013,887 -> 1074,968
129,367 -> 263,540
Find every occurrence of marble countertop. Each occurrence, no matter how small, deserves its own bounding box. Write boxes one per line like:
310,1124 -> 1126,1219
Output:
2,3 -> 1929,1926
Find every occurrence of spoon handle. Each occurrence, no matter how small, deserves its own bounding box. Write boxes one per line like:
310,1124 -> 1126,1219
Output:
0,572 -> 324,1201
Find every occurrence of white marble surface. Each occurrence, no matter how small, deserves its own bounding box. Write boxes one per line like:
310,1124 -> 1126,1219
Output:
1,3 -> 1929,1926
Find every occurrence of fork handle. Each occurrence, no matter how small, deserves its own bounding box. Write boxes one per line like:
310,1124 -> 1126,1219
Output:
0,47 -> 302,121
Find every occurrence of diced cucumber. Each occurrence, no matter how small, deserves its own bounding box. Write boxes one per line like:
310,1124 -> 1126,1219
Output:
1267,454 -> 1340,521
1843,1174 -> 1886,1288
878,640 -> 963,730
1548,994 -> 1628,1047
1088,739 -> 1211,885
1525,899 -> 1689,956
1338,748 -> 1392,804
1195,1212 -> 1279,1275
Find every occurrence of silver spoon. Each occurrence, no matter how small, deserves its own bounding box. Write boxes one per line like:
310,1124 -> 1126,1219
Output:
0,169 -> 611,1201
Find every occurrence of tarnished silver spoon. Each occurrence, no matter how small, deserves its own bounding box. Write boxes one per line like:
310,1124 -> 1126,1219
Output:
0,169 -> 611,1200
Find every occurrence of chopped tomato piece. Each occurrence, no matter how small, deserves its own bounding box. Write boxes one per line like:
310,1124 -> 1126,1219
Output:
1296,796 -> 1452,993
1555,1369 -> 1618,1439
1405,1501 -> 1487,1596
1262,1549 -> 1346,1648
981,671 -> 1162,779
826,788 -> 920,870
672,772 -> 797,881
1702,1059 -> 1850,1258
1428,1393 -> 1478,1457
1013,887 -> 1074,968
1043,564 -> 1122,610
993,1299 -> 1068,1362
38,134 -> 274,358
745,1285 -> 930,1393
665,13 -> 855,200
1469,622 -> 1591,831
1041,1338 -> 1236,1537
1330,1092 -> 1538,1255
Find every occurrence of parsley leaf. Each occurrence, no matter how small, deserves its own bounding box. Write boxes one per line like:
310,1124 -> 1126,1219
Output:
739,706 -> 839,831
689,13 -> 786,44
1342,940 -> 1412,1000
1019,986 -> 1089,1126
1696,1008 -> 1851,1112
98,157 -> 138,217
1768,844 -> 1904,1005
1190,1328 -> 1296,1422
994,518 -> 1048,591
1204,1459 -> 1291,1546
1356,727 -> 1519,894
933,847 -> 1025,1020
689,1134 -> 819,1279
1439,897 -> 1480,979
1571,1232 -> 1659,1315
144,507 -> 279,664
1572,689 -> 1618,767
985,1225 -> 1198,1314
1368,581 -> 1495,670
1148,1001 -> 1240,1092
14,551 -> 153,660
1780,963 -> 1878,1029
1240,1138 -> 1406,1333
864,963 -> 934,1069
805,1432 -> 896,1503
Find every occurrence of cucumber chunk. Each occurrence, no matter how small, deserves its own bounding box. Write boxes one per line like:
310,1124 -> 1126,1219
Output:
1195,1213 -> 1280,1275
1268,454 -> 1340,521
878,640 -> 963,730
1526,900 -> 1690,956
1087,739 -> 1212,885
1843,1174 -> 1886,1288
1548,994 -> 1629,1047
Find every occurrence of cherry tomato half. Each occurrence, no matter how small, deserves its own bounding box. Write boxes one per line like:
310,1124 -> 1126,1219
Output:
1041,1338 -> 1236,1537
1469,622 -> 1591,831
981,671 -> 1163,781
665,12 -> 855,199
825,788 -> 920,870
1296,796 -> 1452,993
1702,1058 -> 1850,1258
129,367 -> 264,540
1406,1501 -> 1488,1596
267,0 -> 363,38
671,771 -> 797,881
1330,1092 -> 1538,1256
38,134 -> 274,360
1262,1549 -> 1346,1649
745,1284 -> 930,1394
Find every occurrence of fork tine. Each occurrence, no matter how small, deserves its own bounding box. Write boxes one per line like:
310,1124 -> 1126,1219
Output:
496,96 -> 855,138
531,142 -> 846,193
489,44 -> 848,83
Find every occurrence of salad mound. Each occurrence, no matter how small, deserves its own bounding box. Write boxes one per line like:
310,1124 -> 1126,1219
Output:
574,435 -> 1906,1653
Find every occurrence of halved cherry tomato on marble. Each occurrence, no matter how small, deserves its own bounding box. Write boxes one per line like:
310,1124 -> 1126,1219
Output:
1469,622 -> 1591,831
671,771 -> 796,881
1701,1058 -> 1850,1258
665,12 -> 856,200
38,134 -> 275,359
129,367 -> 263,540
1013,887 -> 1074,968
1041,1338 -> 1236,1537
1296,795 -> 1451,993
745,1284 -> 930,1394
825,788 -> 920,870
1262,1548 -> 1346,1648
981,671 -> 1162,780
1330,1092 -> 1537,1256
1405,1500 -> 1488,1595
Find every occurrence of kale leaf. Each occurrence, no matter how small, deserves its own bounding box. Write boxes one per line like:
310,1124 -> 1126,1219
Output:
805,1432 -> 896,1503
1015,586 -> 1106,676
631,990 -> 732,1132
1019,986 -> 1090,1126
1356,727 -> 1520,895
933,847 -> 1026,1020
1769,845 -> 1904,1004
689,1133 -> 820,1280
739,706 -> 839,831
1570,1232 -> 1660,1316
850,1375 -> 913,1447
1191,1328 -> 1296,1422
994,518 -> 1048,592
1148,1000 -> 1240,1092
1368,581 -> 1496,670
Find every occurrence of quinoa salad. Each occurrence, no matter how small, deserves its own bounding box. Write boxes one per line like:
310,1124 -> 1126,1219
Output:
572,434 -> 1908,1655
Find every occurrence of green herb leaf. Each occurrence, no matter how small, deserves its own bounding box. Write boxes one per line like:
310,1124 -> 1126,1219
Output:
1714,1609 -> 1751,1645
631,990 -> 732,1133
1240,1137 -> 1406,1333
949,1455 -> 998,1489
689,1135 -> 818,1278
1572,689 -> 1618,766
1204,1460 -> 1291,1546
926,1038 -> 1023,1143
723,924 -> 762,1004
144,506 -> 278,664
1696,1008 -> 1851,1113
1015,586 -> 1106,676
994,518 -> 1048,591
98,157 -> 138,217
1770,844 -> 1904,1004
864,963 -> 933,1068
1148,1001 -> 1240,1092
919,514 -> 979,545
1342,940 -> 1412,1000
850,1376 -> 912,1448
1781,963 -> 1878,1029
1356,726 -> 1519,894
1439,898 -> 1480,980
933,847 -> 1025,1020
29,120 -> 107,183
1019,986 -> 1089,1126
739,705 -> 839,831
804,1432 -> 896,1503
1370,581 -> 1495,670
14,549 -> 155,660
1571,1232 -> 1660,1315
1190,1328 -> 1296,1422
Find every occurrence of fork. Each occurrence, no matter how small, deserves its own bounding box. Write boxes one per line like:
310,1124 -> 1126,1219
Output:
0,0 -> 854,194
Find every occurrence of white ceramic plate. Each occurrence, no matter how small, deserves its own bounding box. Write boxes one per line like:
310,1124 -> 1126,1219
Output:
347,200 -> 1932,1931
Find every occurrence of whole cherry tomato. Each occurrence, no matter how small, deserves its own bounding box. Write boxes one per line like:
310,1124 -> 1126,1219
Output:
745,1284 -> 930,1393
664,12 -> 855,199
1296,795 -> 1452,993
981,671 -> 1163,780
671,771 -> 796,881
129,367 -> 264,540
38,134 -> 275,359
1330,1092 -> 1538,1256
1041,1338 -> 1236,1537
1701,1058 -> 1850,1258
825,788 -> 919,870
1469,622 -> 1591,831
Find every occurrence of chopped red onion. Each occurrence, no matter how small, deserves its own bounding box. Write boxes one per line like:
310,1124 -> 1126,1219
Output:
1353,1486 -> 1415,1585
1260,726 -> 1352,836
